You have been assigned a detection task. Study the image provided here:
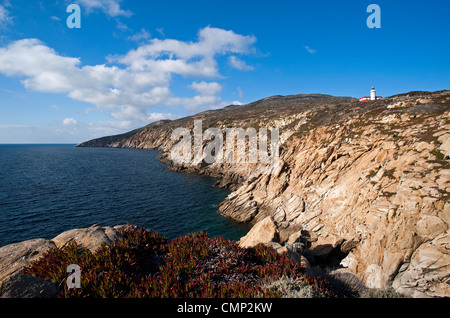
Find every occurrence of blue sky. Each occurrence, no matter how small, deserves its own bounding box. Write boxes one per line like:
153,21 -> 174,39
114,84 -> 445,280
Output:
0,0 -> 449,143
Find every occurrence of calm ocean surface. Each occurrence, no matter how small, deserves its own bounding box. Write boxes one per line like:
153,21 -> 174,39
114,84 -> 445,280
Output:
0,145 -> 250,247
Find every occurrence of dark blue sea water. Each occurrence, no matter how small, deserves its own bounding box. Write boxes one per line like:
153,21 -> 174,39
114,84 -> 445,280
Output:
0,145 -> 250,247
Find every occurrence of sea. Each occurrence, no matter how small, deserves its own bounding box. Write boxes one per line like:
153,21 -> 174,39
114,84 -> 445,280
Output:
0,144 -> 251,247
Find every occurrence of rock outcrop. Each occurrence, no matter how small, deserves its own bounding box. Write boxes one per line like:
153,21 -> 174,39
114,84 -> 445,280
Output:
239,217 -> 279,248
0,238 -> 55,285
0,225 -> 122,298
76,90 -> 450,297
52,224 -> 121,253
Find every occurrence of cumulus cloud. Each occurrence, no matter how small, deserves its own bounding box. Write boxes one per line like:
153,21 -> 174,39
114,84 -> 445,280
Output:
110,104 -> 179,122
189,81 -> 222,96
147,112 -> 180,122
0,39 -> 165,109
170,95 -> 223,112
62,118 -> 79,126
0,26 -> 258,130
75,0 -> 132,17
228,56 -> 254,71
115,27 -> 257,74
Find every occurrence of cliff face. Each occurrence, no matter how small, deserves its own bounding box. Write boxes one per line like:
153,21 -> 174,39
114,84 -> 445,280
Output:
78,91 -> 450,297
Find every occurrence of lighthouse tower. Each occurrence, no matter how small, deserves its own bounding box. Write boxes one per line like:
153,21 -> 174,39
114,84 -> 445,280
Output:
370,87 -> 376,101
359,87 -> 383,102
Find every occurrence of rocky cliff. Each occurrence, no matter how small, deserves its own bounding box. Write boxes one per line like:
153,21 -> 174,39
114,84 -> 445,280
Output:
78,90 -> 450,297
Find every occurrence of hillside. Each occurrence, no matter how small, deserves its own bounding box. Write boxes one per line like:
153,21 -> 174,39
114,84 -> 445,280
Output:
78,90 -> 450,297
77,94 -> 356,151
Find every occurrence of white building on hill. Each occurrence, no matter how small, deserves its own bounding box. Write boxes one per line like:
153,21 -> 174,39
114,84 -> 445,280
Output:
360,87 -> 383,101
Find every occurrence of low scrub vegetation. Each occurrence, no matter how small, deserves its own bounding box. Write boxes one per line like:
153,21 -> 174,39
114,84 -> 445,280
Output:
24,224 -> 333,298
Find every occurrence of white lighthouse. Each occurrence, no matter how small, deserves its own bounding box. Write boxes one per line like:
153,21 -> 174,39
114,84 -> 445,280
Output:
359,87 -> 383,102
370,86 -> 376,101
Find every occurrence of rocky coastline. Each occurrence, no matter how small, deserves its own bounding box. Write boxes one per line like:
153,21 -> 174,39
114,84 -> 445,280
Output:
2,91 -> 449,298
79,90 -> 450,297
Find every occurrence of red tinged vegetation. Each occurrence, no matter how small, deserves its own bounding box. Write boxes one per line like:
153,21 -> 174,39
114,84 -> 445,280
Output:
24,224 -> 334,298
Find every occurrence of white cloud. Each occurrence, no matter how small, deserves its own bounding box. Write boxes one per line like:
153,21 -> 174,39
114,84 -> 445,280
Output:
102,107 -> 179,127
189,81 -> 222,96
62,118 -> 79,126
128,28 -> 151,42
75,0 -> 132,17
172,95 -> 223,112
0,39 -> 80,92
304,45 -> 317,54
0,26 -> 258,132
0,39 -> 164,109
147,112 -> 180,122
0,5 -> 13,28
116,26 -> 257,74
111,105 -> 147,122
228,56 -> 254,71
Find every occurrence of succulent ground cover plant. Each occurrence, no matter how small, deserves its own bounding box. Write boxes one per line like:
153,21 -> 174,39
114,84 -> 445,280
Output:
24,224 -> 333,298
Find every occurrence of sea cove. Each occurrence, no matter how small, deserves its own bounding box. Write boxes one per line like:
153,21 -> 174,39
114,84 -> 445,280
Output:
0,144 -> 250,247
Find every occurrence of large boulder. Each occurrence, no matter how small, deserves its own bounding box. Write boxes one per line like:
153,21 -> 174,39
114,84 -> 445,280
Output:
0,238 -> 56,298
392,231 -> 450,298
0,238 -> 55,283
52,224 -> 120,253
239,217 -> 279,248
0,224 -> 125,298
0,273 -> 59,298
